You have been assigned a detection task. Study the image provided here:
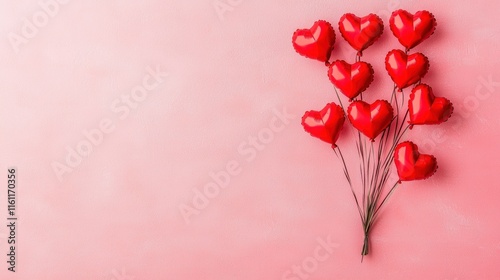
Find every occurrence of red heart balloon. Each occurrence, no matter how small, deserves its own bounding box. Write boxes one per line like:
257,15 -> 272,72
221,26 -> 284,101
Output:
389,10 -> 436,50
385,50 -> 429,89
347,100 -> 393,140
292,20 -> 336,63
409,84 -> 453,126
328,60 -> 374,100
301,103 -> 345,148
394,141 -> 437,181
339,13 -> 384,52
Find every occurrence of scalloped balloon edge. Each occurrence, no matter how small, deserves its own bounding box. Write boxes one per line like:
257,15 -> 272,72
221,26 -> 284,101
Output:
337,12 -> 385,52
384,49 -> 431,90
394,140 -> 439,181
407,83 -> 455,126
327,60 -> 375,100
346,99 -> 395,140
300,102 -> 346,145
292,20 -> 336,63
389,9 -> 437,51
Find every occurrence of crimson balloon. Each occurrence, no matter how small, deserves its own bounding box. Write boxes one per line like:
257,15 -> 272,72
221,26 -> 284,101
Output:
389,10 -> 436,50
347,100 -> 393,141
302,103 -> 345,148
385,49 -> 429,90
292,20 -> 336,63
409,84 -> 453,125
339,13 -> 384,52
328,60 -> 374,101
394,141 -> 438,181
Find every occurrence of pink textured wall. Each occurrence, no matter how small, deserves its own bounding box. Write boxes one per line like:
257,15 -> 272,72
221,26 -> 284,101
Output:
0,0 -> 499,279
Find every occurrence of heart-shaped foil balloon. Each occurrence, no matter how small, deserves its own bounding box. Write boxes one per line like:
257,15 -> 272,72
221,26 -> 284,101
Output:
347,100 -> 394,141
394,141 -> 438,181
292,20 -> 336,63
301,103 -> 345,148
328,60 -> 374,100
339,13 -> 384,53
389,10 -> 436,50
385,50 -> 429,90
409,84 -> 453,126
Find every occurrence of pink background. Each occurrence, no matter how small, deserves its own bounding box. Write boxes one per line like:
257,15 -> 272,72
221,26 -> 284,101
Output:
1,0 -> 500,279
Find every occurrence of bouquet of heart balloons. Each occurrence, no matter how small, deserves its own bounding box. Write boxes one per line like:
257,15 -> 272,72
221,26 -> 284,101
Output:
292,10 -> 453,259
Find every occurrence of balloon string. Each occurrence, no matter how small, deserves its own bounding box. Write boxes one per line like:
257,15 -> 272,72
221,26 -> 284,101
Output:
389,84 -> 397,103
362,83 -> 412,234
332,51 -> 418,254
328,85 -> 362,219
373,181 -> 400,217
333,87 -> 346,113
333,146 -> 364,222
358,128 -> 371,222
371,72 -> 425,218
